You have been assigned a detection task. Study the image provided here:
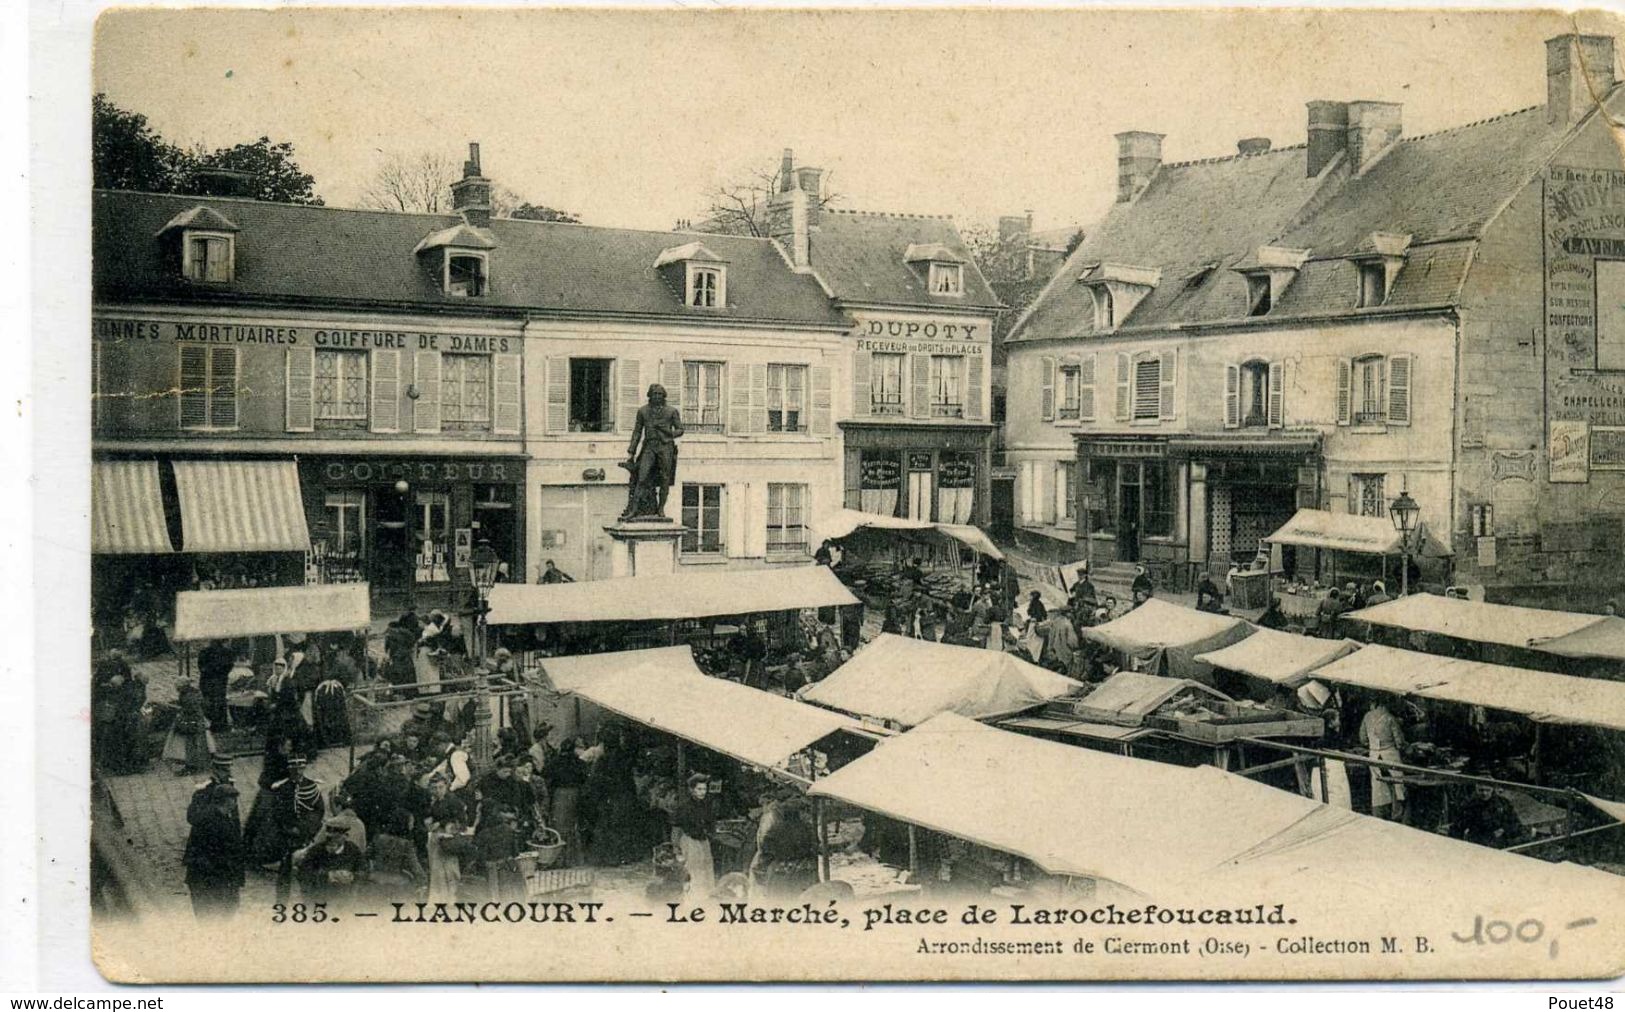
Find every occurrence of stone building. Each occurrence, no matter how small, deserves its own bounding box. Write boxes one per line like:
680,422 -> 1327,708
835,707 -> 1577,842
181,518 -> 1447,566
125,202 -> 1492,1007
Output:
1004,33 -> 1625,606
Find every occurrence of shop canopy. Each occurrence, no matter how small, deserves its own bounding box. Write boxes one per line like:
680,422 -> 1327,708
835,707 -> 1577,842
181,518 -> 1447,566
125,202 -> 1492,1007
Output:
565,649 -> 862,770
809,509 -> 1004,560
171,459 -> 311,553
1346,593 -> 1625,662
486,566 -> 859,626
1079,599 -> 1253,683
172,583 -> 371,642
1072,671 -> 1231,723
535,646 -> 696,694
1194,628 -> 1361,687
1309,643 -> 1625,733
1264,508 -> 1452,557
91,460 -> 173,555
800,633 -> 1081,726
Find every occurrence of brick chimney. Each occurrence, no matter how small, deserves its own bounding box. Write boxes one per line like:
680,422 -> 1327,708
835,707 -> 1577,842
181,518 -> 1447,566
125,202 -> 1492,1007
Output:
795,165 -> 825,225
1547,34 -> 1617,127
1346,101 -> 1402,175
1114,131 -> 1163,203
768,147 -> 811,267
1237,137 -> 1272,156
1306,100 -> 1349,177
451,142 -> 492,228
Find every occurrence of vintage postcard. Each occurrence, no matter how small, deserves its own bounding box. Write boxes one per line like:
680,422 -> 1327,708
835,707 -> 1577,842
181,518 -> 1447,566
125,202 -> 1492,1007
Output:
82,5 -> 1625,982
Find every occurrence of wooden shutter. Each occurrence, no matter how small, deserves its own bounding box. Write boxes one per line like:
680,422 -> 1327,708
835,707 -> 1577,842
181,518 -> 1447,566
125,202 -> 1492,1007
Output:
729,361 -> 751,433
1388,353 -> 1412,425
965,355 -> 984,420
810,364 -> 833,434
370,348 -> 401,433
413,350 -> 442,433
851,349 -> 872,418
492,352 -> 521,435
1039,355 -> 1056,421
1114,352 -> 1131,421
749,363 -> 768,433
545,356 -> 569,434
284,346 -> 314,432
1039,459 -> 1056,525
208,346 -> 237,428
1223,363 -> 1240,429
1267,360 -> 1285,428
617,359 -> 642,434
1336,359 -> 1352,425
909,353 -> 930,419
1079,353 -> 1097,421
660,360 -> 684,416
179,345 -> 209,429
1158,349 -> 1177,420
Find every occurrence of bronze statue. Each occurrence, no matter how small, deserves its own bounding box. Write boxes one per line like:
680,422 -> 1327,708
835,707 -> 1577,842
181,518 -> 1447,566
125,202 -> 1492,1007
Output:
620,383 -> 684,521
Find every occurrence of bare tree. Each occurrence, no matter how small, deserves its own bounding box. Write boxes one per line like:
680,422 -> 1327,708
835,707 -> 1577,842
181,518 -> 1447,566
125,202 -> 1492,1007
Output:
360,150 -> 460,213
693,162 -> 840,237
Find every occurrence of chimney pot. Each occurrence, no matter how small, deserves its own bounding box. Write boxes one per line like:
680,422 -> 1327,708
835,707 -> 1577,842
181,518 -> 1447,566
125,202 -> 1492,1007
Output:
1547,34 -> 1617,127
1114,130 -> 1164,203
1237,137 -> 1272,156
451,140 -> 492,228
779,148 -> 796,193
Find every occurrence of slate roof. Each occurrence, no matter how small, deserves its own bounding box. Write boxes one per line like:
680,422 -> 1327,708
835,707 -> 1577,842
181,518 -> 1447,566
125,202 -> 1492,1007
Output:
1010,92 -> 1620,344
93,190 -> 848,327
808,209 -> 1002,310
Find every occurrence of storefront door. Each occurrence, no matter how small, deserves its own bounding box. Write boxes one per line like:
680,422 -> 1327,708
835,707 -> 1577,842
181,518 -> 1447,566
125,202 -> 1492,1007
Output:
415,491 -> 452,585
906,451 -> 934,521
1118,466 -> 1142,561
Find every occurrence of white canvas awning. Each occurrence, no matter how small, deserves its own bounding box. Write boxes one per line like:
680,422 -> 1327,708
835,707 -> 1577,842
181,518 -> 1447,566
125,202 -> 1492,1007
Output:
810,508 -> 1004,560
91,460 -> 173,554
1347,593 -> 1625,661
486,566 -> 858,626
171,459 -> 310,553
1195,628 -> 1361,687
172,583 -> 371,642
1264,508 -> 1451,556
535,646 -> 697,694
1080,598 -> 1253,683
801,633 -> 1081,726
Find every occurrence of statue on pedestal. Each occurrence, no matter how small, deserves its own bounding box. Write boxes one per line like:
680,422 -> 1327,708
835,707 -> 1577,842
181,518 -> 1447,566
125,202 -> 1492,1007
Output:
619,383 -> 684,521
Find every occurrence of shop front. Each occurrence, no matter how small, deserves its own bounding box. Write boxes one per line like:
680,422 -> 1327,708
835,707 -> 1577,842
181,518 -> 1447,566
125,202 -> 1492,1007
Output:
298,455 -> 526,609
841,421 -> 993,526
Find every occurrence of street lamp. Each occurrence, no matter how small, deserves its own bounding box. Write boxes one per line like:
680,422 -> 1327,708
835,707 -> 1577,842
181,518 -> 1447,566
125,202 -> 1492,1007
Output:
468,539 -> 501,772
1389,489 -> 1421,597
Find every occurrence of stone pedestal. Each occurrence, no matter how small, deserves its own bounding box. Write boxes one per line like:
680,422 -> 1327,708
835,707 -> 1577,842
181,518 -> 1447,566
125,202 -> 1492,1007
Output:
604,519 -> 686,578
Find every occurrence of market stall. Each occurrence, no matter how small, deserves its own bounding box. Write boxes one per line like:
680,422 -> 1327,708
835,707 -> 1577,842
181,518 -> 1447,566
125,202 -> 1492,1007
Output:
1079,598 -> 1253,684
810,508 -> 1009,612
1345,593 -> 1625,674
1263,508 -> 1452,599
1194,627 -> 1361,695
799,633 -> 1082,729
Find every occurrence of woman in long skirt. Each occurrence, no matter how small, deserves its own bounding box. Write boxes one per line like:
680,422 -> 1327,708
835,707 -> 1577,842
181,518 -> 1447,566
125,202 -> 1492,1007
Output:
670,773 -> 717,899
162,683 -> 215,775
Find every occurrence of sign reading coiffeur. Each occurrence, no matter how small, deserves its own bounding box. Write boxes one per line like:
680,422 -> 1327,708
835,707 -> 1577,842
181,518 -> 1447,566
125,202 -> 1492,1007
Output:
93,316 -> 515,353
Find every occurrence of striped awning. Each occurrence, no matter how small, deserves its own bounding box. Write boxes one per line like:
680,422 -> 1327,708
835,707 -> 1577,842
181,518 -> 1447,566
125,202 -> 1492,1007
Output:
91,460 -> 174,554
172,459 -> 310,553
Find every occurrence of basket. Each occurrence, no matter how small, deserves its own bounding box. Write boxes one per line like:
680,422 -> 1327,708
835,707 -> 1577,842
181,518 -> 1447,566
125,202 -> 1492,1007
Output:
529,827 -> 566,869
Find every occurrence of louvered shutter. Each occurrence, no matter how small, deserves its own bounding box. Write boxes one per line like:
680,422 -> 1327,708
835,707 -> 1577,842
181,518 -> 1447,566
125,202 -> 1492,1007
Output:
810,364 -> 833,434
749,363 -> 768,433
965,355 -> 984,420
1079,354 -> 1097,421
851,350 -> 872,418
1158,349 -> 1177,420
208,347 -> 237,428
729,361 -> 751,433
545,356 -> 569,434
660,360 -> 684,417
179,345 -> 209,429
492,352 -> 521,435
1224,363 -> 1241,429
910,354 -> 930,419
1336,359 -> 1352,425
1039,458 -> 1056,525
1114,352 -> 1131,421
1267,360 -> 1285,428
1388,353 -> 1412,426
413,350 -> 442,433
284,346 -> 314,432
1040,355 -> 1056,421
371,348 -> 401,433
617,359 -> 642,434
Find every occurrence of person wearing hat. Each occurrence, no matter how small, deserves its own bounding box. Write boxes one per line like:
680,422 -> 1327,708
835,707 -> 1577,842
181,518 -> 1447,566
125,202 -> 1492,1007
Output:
1130,566 -> 1154,606
1358,697 -> 1409,823
293,815 -> 367,905
1194,571 -> 1226,615
671,773 -> 718,898
183,756 -> 245,919
1067,566 -> 1099,628
325,791 -> 368,855
1316,587 -> 1351,639
1256,595 -> 1289,631
620,382 -> 684,521
262,754 -> 328,902
1364,581 -> 1392,608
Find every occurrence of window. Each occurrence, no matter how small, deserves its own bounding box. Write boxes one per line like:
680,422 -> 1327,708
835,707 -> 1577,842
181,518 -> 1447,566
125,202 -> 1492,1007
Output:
1354,354 -> 1386,424
681,484 -> 725,555
323,490 -> 366,570
929,355 -> 964,417
687,266 -> 724,308
929,262 -> 964,296
1132,358 -> 1161,420
1470,503 -> 1494,538
767,363 -> 807,432
183,233 -> 233,283
1350,473 -> 1386,518
315,350 -> 369,426
1057,364 -> 1082,420
178,345 -> 238,430
766,483 -> 809,555
1597,260 -> 1625,370
441,353 -> 492,427
1090,287 -> 1115,330
1246,274 -> 1272,316
683,361 -> 724,431
1240,361 -> 1269,427
871,353 -> 905,414
1358,262 -> 1388,308
1061,463 -> 1077,519
446,253 -> 487,297
1085,458 -> 1117,535
569,358 -> 614,432
415,491 -> 452,583
1144,461 -> 1174,537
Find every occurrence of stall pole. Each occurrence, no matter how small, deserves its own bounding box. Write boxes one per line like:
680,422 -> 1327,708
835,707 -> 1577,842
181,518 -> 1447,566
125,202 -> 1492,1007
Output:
1318,757 -> 1328,803
906,824 -> 919,877
676,740 -> 687,781
813,797 -> 829,883
1532,722 -> 1544,786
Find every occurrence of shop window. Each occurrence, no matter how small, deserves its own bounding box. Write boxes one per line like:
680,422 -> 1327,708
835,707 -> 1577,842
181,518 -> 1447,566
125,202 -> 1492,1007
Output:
1470,503 -> 1494,538
929,262 -> 964,296
1132,358 -> 1161,420
1057,364 -> 1082,420
929,355 -> 964,417
871,353 -> 905,415
1144,461 -> 1174,538
1085,458 -> 1117,535
442,353 -> 492,429
681,483 -> 725,556
445,253 -> 487,297
767,482 -> 809,556
415,491 -> 451,583
767,363 -> 807,432
183,232 -> 234,283
315,350 -> 369,427
321,490 -> 366,583
569,358 -> 614,433
178,344 -> 238,430
1240,361 -> 1269,427
1353,354 -> 1386,424
684,361 -> 725,431
686,265 -> 725,308
1350,473 -> 1386,518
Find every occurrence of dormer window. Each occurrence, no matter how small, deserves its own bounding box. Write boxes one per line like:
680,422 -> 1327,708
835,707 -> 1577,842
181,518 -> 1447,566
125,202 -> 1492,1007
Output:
905,243 -> 969,298
1078,262 -> 1160,332
1357,262 -> 1387,307
1233,246 -> 1309,319
1090,287 -> 1116,330
1351,232 -> 1411,309
414,221 -> 498,298
183,232 -> 234,284
1246,274 -> 1272,316
656,242 -> 730,310
929,262 -> 964,296
687,264 -> 725,307
446,252 -> 487,297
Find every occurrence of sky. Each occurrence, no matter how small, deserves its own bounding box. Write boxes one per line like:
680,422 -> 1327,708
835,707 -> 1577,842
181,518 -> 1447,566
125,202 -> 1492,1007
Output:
92,7 -> 1624,233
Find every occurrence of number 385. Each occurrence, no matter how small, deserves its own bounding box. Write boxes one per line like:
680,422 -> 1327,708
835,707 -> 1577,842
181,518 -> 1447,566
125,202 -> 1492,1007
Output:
271,902 -> 329,923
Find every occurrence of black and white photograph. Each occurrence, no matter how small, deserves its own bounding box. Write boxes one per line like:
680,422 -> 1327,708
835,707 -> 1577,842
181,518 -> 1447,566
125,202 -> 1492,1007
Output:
41,2 -> 1625,984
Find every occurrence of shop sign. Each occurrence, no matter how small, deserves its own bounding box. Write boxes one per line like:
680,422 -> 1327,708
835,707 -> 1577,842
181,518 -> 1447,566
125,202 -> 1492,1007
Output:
939,458 -> 976,489
1089,440 -> 1166,458
906,451 -> 934,472
92,315 -> 515,353
856,318 -> 982,345
860,457 -> 901,489
1590,426 -> 1625,470
317,459 -> 517,484
454,528 -> 473,569
1549,419 -> 1590,483
1543,165 -> 1625,427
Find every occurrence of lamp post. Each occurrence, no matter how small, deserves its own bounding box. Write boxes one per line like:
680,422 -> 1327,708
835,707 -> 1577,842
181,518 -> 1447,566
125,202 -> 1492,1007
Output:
468,539 -> 501,771
1389,489 -> 1421,597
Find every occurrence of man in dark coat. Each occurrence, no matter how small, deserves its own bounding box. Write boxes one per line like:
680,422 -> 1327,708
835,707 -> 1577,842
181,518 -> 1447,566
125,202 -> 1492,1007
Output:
183,755 -> 246,918
197,639 -> 235,731
294,819 -> 367,905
